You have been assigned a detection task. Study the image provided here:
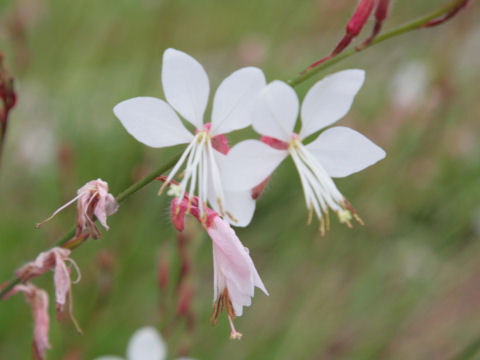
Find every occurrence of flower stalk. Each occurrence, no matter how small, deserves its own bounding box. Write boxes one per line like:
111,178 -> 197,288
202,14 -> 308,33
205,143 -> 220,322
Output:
289,0 -> 471,87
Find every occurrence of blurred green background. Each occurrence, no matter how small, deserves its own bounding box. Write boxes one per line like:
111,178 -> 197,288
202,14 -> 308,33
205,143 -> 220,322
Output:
1,0 -> 479,359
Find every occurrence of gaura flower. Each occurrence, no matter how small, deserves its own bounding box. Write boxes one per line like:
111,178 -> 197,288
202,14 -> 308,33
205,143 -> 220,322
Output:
36,179 -> 119,239
15,247 -> 82,333
94,326 -> 196,360
223,70 -> 386,234
2,283 -> 51,360
114,48 -> 266,226
166,181 -> 268,339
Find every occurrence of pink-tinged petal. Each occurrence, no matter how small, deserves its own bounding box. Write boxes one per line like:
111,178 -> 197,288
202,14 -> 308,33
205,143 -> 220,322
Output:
76,179 -> 118,238
251,80 -> 298,142
305,126 -> 386,178
162,48 -> 209,128
53,253 -> 71,315
5,284 -> 51,360
126,326 -> 167,360
114,97 -> 193,148
222,140 -> 287,192
300,70 -> 365,139
16,247 -> 71,282
31,288 -> 51,360
94,193 -> 119,231
210,67 -> 266,136
210,133 -> 230,155
207,217 -> 268,317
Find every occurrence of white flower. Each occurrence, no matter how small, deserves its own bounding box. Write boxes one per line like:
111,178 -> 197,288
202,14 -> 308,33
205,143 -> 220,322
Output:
222,70 -> 386,233
95,326 -> 195,360
114,48 -> 266,226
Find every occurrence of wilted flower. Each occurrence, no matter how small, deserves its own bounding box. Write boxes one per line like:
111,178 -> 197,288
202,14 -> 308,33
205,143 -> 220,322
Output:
36,179 -> 119,239
94,326 -> 195,360
169,188 -> 268,339
223,70 -> 386,234
16,247 -> 81,327
114,48 -> 265,226
2,283 -> 51,360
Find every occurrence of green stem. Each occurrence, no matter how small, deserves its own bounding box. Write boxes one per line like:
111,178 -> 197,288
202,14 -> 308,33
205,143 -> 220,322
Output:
0,114 -> 8,173
0,152 -> 181,299
288,0 -> 468,87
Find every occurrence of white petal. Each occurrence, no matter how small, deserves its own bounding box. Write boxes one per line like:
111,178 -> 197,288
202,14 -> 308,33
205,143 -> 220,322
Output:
222,140 -> 288,191
306,126 -> 386,178
210,151 -> 257,227
114,97 -> 193,148
300,69 -> 365,139
210,67 -> 266,135
251,80 -> 298,141
127,327 -> 167,360
208,188 -> 256,228
224,190 -> 256,227
162,48 -> 209,128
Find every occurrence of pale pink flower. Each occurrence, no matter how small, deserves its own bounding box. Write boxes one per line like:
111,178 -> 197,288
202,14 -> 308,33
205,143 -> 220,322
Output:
16,247 -> 81,322
3,283 -> 51,360
114,48 -> 265,227
36,179 -> 119,239
170,192 -> 268,339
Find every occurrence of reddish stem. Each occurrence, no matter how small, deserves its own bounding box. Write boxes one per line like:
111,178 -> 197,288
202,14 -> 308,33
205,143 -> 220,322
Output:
422,0 -> 470,27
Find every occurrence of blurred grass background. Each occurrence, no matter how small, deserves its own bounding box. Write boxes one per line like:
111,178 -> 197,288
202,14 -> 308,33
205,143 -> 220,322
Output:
0,0 -> 479,359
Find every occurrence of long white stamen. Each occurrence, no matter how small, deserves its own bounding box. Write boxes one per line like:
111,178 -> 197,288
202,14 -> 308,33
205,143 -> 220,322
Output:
289,137 -> 353,229
161,139 -> 196,193
179,135 -> 204,203
207,139 -> 226,216
200,140 -> 209,219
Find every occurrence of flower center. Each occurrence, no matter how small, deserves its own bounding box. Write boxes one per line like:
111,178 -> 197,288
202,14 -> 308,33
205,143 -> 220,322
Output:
288,135 -> 362,234
160,128 -> 233,224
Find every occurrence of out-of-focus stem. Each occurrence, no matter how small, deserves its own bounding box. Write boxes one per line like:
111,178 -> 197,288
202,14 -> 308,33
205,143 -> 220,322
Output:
0,117 -> 7,170
0,152 -> 182,299
289,0 -> 470,87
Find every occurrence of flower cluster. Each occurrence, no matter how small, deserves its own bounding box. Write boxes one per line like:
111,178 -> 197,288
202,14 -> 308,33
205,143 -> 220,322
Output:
117,49 -> 385,233
115,48 -> 385,337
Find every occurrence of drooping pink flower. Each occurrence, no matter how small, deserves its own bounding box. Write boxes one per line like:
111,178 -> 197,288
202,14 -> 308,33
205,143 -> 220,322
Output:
3,283 -> 51,360
36,179 -> 119,239
167,188 -> 268,339
16,247 -> 81,321
208,216 -> 268,339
